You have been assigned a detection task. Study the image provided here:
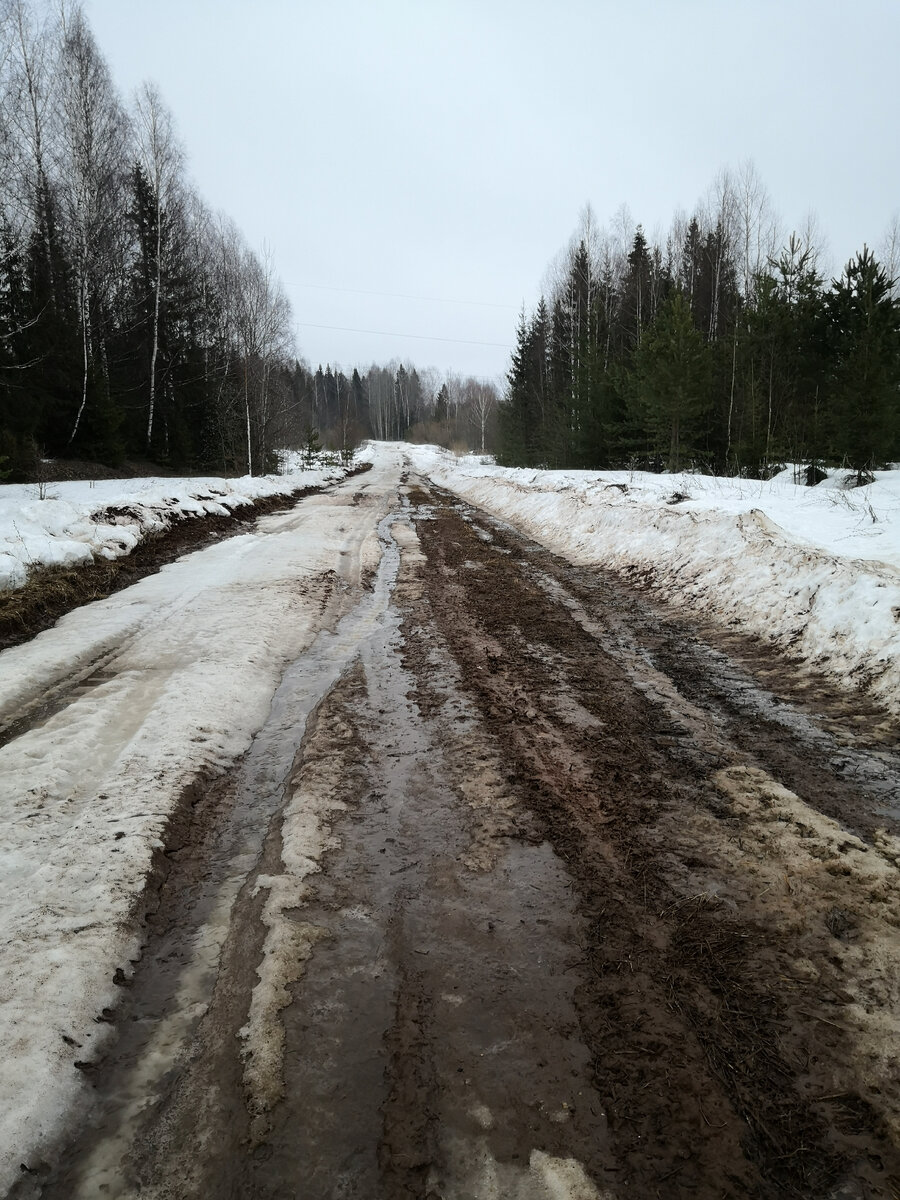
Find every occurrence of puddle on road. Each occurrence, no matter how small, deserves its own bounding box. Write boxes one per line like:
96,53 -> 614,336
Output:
401,481 -> 900,1198
224,508 -> 615,1199
35,478 -> 616,1200
0,645 -> 126,751
39,475 -> 616,1198
31,469 -> 900,1199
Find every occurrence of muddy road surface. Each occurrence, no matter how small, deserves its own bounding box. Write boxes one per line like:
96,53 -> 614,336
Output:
13,467 -> 900,1200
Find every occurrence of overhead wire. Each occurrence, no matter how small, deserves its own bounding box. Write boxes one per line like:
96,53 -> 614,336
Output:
286,281 -> 518,310
294,320 -> 512,349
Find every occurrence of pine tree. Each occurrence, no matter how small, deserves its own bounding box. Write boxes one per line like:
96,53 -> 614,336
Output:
771,235 -> 827,473
620,227 -> 652,352
302,423 -> 322,465
435,382 -> 449,425
526,298 -> 555,464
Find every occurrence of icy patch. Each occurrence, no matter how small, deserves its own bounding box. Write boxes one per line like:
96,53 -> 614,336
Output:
0,446 -> 409,1191
237,500 -> 409,1144
240,873 -> 327,1142
530,1151 -> 610,1198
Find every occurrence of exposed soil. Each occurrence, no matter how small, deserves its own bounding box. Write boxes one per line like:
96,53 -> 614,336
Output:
402,483 -> 900,1199
13,470 -> 900,1200
20,456 -> 228,484
0,462 -> 371,652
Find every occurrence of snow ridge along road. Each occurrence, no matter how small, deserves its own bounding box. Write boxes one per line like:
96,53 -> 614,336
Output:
408,445 -> 900,717
0,454 -> 349,592
2,444 -> 900,1198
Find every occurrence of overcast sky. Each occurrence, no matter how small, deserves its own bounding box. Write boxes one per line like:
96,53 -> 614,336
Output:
86,0 -> 900,383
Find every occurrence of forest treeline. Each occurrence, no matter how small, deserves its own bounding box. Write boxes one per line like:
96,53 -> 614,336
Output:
499,171 -> 900,483
0,0 -> 497,480
0,0 -> 303,477
307,363 -> 498,457
10,0 -> 892,487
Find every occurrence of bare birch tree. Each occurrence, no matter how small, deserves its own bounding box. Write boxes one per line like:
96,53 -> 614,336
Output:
464,379 -> 498,453
132,80 -> 184,447
880,212 -> 900,298
703,167 -> 737,340
734,158 -> 780,300
1,0 -> 58,251
367,365 -> 393,440
54,4 -> 127,443
232,242 -> 294,474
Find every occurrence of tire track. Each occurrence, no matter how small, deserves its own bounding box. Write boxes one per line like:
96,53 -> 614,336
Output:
407,481 -> 900,1199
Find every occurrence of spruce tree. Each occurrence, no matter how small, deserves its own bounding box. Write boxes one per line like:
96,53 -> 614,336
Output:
633,290 -> 711,471
826,247 -> 900,483
497,310 -> 532,465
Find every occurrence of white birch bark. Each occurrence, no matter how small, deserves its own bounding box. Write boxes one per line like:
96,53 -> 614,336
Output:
133,81 -> 184,448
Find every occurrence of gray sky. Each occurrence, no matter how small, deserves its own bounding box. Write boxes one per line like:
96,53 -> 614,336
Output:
87,0 -> 900,382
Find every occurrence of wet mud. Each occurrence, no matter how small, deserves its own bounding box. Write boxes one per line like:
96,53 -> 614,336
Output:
404,483 -> 900,1199
18,471 -> 900,1200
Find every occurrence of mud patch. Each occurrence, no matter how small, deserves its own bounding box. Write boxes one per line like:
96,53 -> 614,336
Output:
405,482 -> 900,1200
21,469 -> 900,1200
27,664 -> 374,1198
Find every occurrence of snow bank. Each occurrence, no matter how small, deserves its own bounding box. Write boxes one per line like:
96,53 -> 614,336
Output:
407,446 -> 900,715
0,458 -> 349,591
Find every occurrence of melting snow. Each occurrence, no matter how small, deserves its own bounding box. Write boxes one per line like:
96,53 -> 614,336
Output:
0,456 -> 351,591
0,441 -> 897,1188
404,444 -> 900,714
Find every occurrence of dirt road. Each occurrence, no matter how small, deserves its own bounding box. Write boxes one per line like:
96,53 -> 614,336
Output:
12,464 -> 900,1199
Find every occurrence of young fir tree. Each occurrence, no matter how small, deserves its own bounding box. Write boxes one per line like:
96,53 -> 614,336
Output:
434,382 -> 450,426
826,247 -> 900,484
619,227 -> 653,353
498,309 -> 543,466
770,235 -> 828,475
633,290 -> 711,471
302,423 -> 322,465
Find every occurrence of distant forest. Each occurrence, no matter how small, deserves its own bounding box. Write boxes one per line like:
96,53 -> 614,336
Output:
0,1 -> 496,481
499,177 -> 900,483
4,4 -> 897,486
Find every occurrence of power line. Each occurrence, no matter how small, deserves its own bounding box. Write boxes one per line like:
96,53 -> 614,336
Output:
295,321 -> 512,349
287,281 -> 518,311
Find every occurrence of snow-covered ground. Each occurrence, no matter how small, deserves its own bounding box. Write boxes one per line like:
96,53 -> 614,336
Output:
405,445 -> 900,716
0,453 -> 355,591
0,445 -> 390,1191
